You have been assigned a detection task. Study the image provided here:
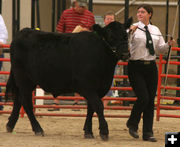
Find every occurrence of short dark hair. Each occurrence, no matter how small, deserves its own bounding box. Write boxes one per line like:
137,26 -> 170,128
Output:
137,4 -> 153,19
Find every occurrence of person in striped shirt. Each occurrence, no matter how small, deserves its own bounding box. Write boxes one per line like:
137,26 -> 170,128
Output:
56,0 -> 95,33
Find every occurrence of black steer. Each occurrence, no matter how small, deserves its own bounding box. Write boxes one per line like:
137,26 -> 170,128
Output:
5,18 -> 132,140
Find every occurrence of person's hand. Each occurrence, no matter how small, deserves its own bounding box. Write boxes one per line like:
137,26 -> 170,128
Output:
0,42 -> 3,55
168,38 -> 176,46
80,27 -> 90,32
72,26 -> 90,33
0,42 -> 3,49
129,25 -> 138,34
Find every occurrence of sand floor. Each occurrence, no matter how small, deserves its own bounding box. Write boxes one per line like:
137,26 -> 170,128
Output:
0,108 -> 180,147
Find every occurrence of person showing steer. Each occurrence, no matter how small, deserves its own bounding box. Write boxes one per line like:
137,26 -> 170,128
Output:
126,4 -> 175,142
5,18 -> 132,141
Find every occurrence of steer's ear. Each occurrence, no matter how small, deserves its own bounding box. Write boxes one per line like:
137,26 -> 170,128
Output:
92,24 -> 104,36
124,17 -> 133,29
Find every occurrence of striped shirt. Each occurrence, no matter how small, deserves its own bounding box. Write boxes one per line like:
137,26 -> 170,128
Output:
56,8 -> 95,33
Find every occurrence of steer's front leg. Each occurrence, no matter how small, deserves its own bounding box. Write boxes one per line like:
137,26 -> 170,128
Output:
85,93 -> 109,141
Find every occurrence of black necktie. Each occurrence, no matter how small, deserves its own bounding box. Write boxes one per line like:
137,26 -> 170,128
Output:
144,26 -> 155,55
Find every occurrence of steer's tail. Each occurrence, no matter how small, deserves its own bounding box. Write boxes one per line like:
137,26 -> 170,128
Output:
5,70 -> 18,101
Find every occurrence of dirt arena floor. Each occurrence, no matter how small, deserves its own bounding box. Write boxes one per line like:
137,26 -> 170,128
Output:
0,108 -> 180,147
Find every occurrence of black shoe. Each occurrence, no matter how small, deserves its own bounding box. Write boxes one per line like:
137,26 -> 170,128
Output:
143,136 -> 157,142
126,122 -> 139,139
129,129 -> 139,138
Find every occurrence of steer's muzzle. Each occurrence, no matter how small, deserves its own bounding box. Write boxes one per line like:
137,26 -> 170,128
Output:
116,42 -> 129,61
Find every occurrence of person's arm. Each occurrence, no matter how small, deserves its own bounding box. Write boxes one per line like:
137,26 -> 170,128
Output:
82,12 -> 95,32
0,15 -> 8,44
156,28 -> 175,54
56,13 -> 65,33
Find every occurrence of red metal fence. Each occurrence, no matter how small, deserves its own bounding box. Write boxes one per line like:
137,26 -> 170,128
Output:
156,47 -> 180,120
0,44 -> 180,120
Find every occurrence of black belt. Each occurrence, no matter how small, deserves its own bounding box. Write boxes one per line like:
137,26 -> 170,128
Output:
129,60 -> 155,65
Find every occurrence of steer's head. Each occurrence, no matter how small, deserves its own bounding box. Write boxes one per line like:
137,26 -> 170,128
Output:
93,17 -> 132,60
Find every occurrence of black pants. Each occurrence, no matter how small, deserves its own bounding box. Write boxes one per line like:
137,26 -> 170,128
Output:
127,60 -> 158,137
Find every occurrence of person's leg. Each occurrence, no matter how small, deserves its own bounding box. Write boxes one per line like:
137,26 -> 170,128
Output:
73,92 -> 80,105
127,63 -> 150,132
48,99 -> 60,111
142,63 -> 158,141
0,86 -> 3,110
127,71 -> 149,131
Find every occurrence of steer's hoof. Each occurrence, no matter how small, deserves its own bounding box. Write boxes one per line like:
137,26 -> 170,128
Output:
6,125 -> 13,133
100,134 -> 109,141
35,131 -> 45,136
84,133 -> 94,139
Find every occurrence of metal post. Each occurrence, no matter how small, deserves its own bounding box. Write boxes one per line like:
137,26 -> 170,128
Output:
123,0 -> 129,83
0,0 -> 2,14
17,0 -> 20,31
52,0 -> 55,32
31,0 -> 35,29
12,0 -> 20,39
62,0 -> 66,11
124,0 -> 129,22
36,0 -> 40,29
12,0 -> 16,38
88,0 -> 93,12
57,0 -> 61,23
122,0 -> 129,105
164,0 -> 169,80
165,0 -> 169,42
176,0 -> 180,101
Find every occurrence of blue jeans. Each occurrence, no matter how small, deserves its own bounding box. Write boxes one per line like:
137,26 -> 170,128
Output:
106,82 -> 113,97
0,54 -> 4,110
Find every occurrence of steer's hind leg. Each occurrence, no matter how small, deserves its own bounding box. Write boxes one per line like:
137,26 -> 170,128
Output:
14,69 -> 44,136
6,94 -> 21,132
84,93 -> 109,141
21,91 -> 44,136
83,102 -> 94,139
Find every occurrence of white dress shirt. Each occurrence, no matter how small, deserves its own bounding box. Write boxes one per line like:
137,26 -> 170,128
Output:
0,15 -> 8,44
129,21 -> 169,61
